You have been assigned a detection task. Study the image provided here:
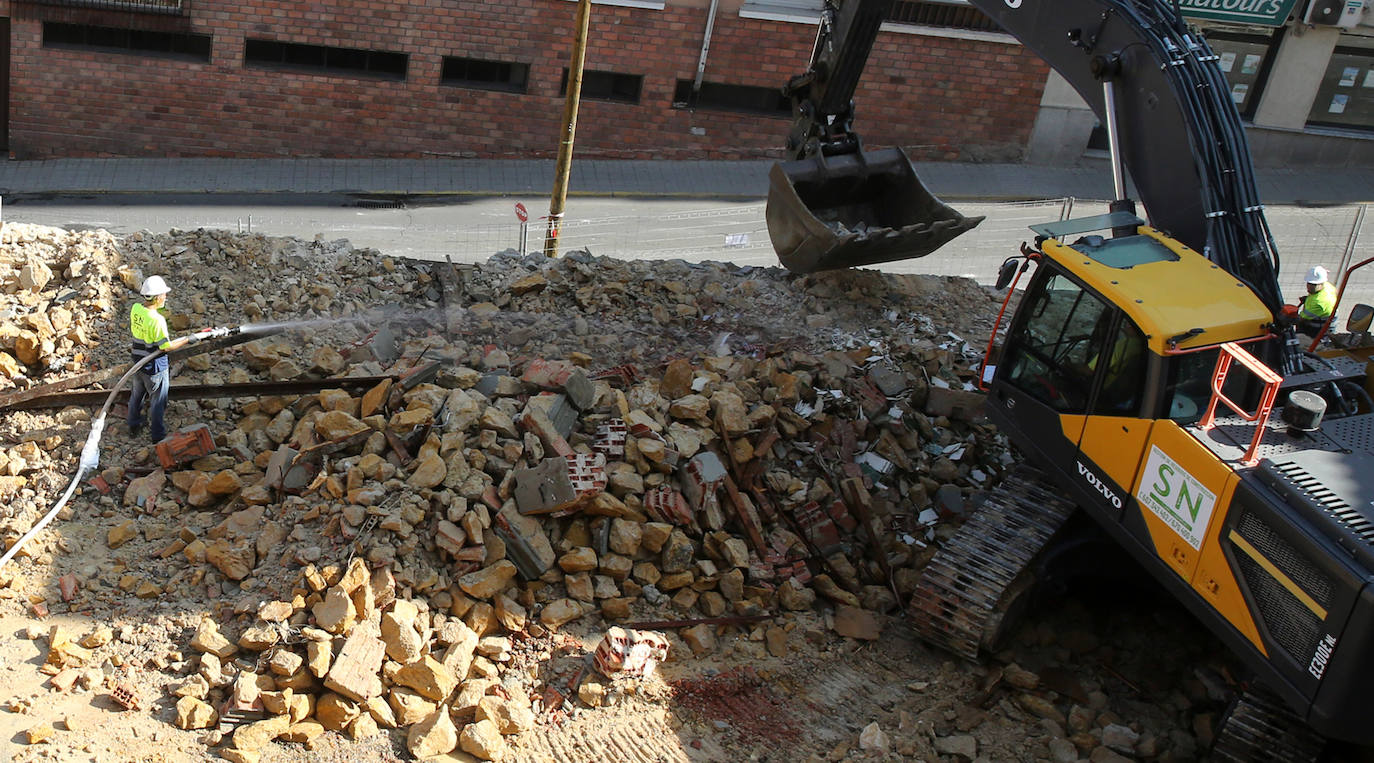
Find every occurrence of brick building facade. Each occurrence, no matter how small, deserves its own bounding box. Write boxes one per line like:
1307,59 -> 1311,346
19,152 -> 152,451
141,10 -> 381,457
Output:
0,0 -> 1049,160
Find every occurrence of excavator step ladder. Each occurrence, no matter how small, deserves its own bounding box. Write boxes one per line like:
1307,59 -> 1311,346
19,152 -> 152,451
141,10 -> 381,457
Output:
1197,341 -> 1282,467
766,148 -> 984,273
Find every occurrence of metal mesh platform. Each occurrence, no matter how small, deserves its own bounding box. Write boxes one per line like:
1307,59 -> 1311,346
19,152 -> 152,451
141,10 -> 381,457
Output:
1192,415 -> 1344,463
1324,413 -> 1374,456
1279,355 -> 1367,391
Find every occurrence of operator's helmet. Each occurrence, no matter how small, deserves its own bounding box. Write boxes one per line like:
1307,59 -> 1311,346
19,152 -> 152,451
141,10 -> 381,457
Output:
140,275 -> 171,297
1306,266 -> 1329,285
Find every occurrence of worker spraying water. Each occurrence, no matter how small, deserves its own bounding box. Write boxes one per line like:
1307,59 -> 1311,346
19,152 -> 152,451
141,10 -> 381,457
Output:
0,317 -> 268,573
0,297 -> 417,574
126,275 -> 190,443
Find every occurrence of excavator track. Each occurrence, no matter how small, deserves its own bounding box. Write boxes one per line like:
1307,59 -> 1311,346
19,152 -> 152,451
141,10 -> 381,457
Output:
1211,689 -> 1325,763
910,465 -> 1076,660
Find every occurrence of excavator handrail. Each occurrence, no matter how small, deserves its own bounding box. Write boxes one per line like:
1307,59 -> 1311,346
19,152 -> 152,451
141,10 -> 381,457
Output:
1197,341 -> 1282,467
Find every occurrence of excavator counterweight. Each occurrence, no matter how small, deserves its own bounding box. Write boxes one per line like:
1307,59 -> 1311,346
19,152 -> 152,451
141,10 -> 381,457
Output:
766,148 -> 984,273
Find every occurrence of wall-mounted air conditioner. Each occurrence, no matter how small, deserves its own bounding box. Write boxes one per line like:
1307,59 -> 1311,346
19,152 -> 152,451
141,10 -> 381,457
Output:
1304,0 -> 1366,28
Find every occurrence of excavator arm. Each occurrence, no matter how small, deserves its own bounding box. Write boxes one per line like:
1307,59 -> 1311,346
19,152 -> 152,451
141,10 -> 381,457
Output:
770,0 -> 1288,326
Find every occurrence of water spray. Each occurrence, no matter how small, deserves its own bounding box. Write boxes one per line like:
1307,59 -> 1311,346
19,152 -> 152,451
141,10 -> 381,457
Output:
0,324 -> 247,574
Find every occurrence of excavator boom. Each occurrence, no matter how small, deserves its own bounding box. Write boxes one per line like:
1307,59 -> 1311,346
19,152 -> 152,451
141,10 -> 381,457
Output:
768,0 -> 1286,323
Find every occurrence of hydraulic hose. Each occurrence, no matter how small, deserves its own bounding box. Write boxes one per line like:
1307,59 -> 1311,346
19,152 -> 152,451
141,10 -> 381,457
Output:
0,326 -> 233,574
1341,382 -> 1374,416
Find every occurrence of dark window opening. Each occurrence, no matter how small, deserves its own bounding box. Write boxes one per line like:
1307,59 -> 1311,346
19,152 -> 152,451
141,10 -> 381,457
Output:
42,21 -> 210,61
441,56 -> 529,94
560,68 -> 642,104
672,79 -> 790,116
1306,45 -> 1374,132
244,39 -> 407,81
1204,27 -> 1282,122
887,0 -> 1003,33
24,0 -> 186,14
1086,122 -> 1109,152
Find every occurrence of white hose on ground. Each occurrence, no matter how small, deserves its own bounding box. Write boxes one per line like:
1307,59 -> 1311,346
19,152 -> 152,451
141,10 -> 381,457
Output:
0,347 -> 166,574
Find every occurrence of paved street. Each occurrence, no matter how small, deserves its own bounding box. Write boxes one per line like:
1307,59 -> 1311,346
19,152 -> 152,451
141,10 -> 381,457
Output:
0,156 -> 1368,203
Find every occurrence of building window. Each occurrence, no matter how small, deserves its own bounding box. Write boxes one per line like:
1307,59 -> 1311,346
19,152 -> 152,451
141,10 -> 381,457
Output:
672,80 -> 790,116
1203,28 -> 1281,121
739,0 -> 822,23
1307,46 -> 1374,132
441,57 -> 529,94
562,0 -> 666,8
42,21 -> 210,61
741,0 -> 1001,30
559,69 -> 642,104
26,0 -> 185,14
887,0 -> 1002,33
244,39 -> 407,81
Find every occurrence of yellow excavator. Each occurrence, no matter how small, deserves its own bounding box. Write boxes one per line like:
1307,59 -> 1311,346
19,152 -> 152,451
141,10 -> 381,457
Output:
765,0 -> 1374,759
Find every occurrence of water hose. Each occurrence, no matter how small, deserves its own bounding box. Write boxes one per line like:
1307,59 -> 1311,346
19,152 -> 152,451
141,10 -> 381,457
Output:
0,326 -> 235,574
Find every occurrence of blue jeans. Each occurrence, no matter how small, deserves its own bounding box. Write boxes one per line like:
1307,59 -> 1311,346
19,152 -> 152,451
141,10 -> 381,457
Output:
128,369 -> 169,442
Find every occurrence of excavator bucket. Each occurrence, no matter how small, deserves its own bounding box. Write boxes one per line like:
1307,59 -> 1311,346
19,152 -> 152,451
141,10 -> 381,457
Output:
766,148 -> 984,273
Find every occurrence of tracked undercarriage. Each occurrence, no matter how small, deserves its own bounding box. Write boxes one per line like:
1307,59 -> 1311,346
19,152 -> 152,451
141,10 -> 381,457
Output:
1211,689 -> 1326,763
910,466 -> 1077,660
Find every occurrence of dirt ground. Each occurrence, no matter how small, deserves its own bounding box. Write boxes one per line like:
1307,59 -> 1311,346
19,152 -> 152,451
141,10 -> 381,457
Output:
0,590 -> 1231,763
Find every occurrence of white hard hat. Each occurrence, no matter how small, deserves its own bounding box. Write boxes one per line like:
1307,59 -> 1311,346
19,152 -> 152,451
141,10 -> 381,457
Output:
1305,266 -> 1329,285
139,275 -> 171,297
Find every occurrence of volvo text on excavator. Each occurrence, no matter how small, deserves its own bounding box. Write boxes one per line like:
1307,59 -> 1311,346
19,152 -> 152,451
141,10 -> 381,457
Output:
765,0 -> 1374,758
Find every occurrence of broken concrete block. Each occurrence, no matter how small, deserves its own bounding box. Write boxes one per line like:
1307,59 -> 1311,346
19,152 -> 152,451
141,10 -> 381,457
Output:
513,457 -> 578,516
408,706 -> 458,758
393,655 -> 458,702
323,620 -> 385,702
495,501 -> 555,577
924,386 -> 986,422
521,358 -> 594,410
680,452 -> 726,518
458,560 -> 518,600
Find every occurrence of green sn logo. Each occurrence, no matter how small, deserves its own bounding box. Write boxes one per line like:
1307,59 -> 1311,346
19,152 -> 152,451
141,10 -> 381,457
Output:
1148,461 -> 1207,525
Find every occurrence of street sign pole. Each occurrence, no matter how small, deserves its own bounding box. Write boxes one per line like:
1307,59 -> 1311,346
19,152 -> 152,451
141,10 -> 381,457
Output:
545,0 -> 592,259
515,203 -> 530,254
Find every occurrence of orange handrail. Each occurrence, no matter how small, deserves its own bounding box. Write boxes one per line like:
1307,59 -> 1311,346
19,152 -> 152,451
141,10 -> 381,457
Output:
979,254 -> 1037,391
1197,341 -> 1282,467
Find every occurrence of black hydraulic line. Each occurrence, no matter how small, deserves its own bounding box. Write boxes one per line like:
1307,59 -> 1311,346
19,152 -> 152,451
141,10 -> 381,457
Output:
1340,382 -> 1374,416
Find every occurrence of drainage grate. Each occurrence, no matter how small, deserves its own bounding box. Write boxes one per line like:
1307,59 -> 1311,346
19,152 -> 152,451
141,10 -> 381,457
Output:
352,200 -> 406,209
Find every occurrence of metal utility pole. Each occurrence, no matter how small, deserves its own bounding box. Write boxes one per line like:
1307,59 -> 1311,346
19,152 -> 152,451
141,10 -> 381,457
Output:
544,0 -> 593,258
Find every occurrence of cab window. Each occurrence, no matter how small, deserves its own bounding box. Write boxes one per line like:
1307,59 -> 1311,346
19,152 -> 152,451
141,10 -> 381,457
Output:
1004,273 -> 1111,413
1089,319 -> 1147,415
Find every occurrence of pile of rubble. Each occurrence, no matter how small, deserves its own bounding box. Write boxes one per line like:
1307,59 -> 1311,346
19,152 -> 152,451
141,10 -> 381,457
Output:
0,222 -> 1056,760
108,298 -> 1006,759
0,225 -> 120,385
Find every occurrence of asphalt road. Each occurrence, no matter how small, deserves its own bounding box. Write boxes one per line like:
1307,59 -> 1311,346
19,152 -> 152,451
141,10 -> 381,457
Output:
3,192 -> 1368,307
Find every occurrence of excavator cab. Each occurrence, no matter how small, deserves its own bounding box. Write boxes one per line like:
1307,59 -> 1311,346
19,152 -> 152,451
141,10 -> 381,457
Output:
766,147 -> 985,273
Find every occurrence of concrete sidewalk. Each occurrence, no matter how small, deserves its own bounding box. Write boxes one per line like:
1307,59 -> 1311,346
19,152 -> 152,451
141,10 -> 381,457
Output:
0,157 -> 1368,204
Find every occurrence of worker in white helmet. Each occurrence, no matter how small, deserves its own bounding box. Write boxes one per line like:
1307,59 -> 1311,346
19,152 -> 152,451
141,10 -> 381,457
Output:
128,276 -> 191,442
1295,266 -> 1338,336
